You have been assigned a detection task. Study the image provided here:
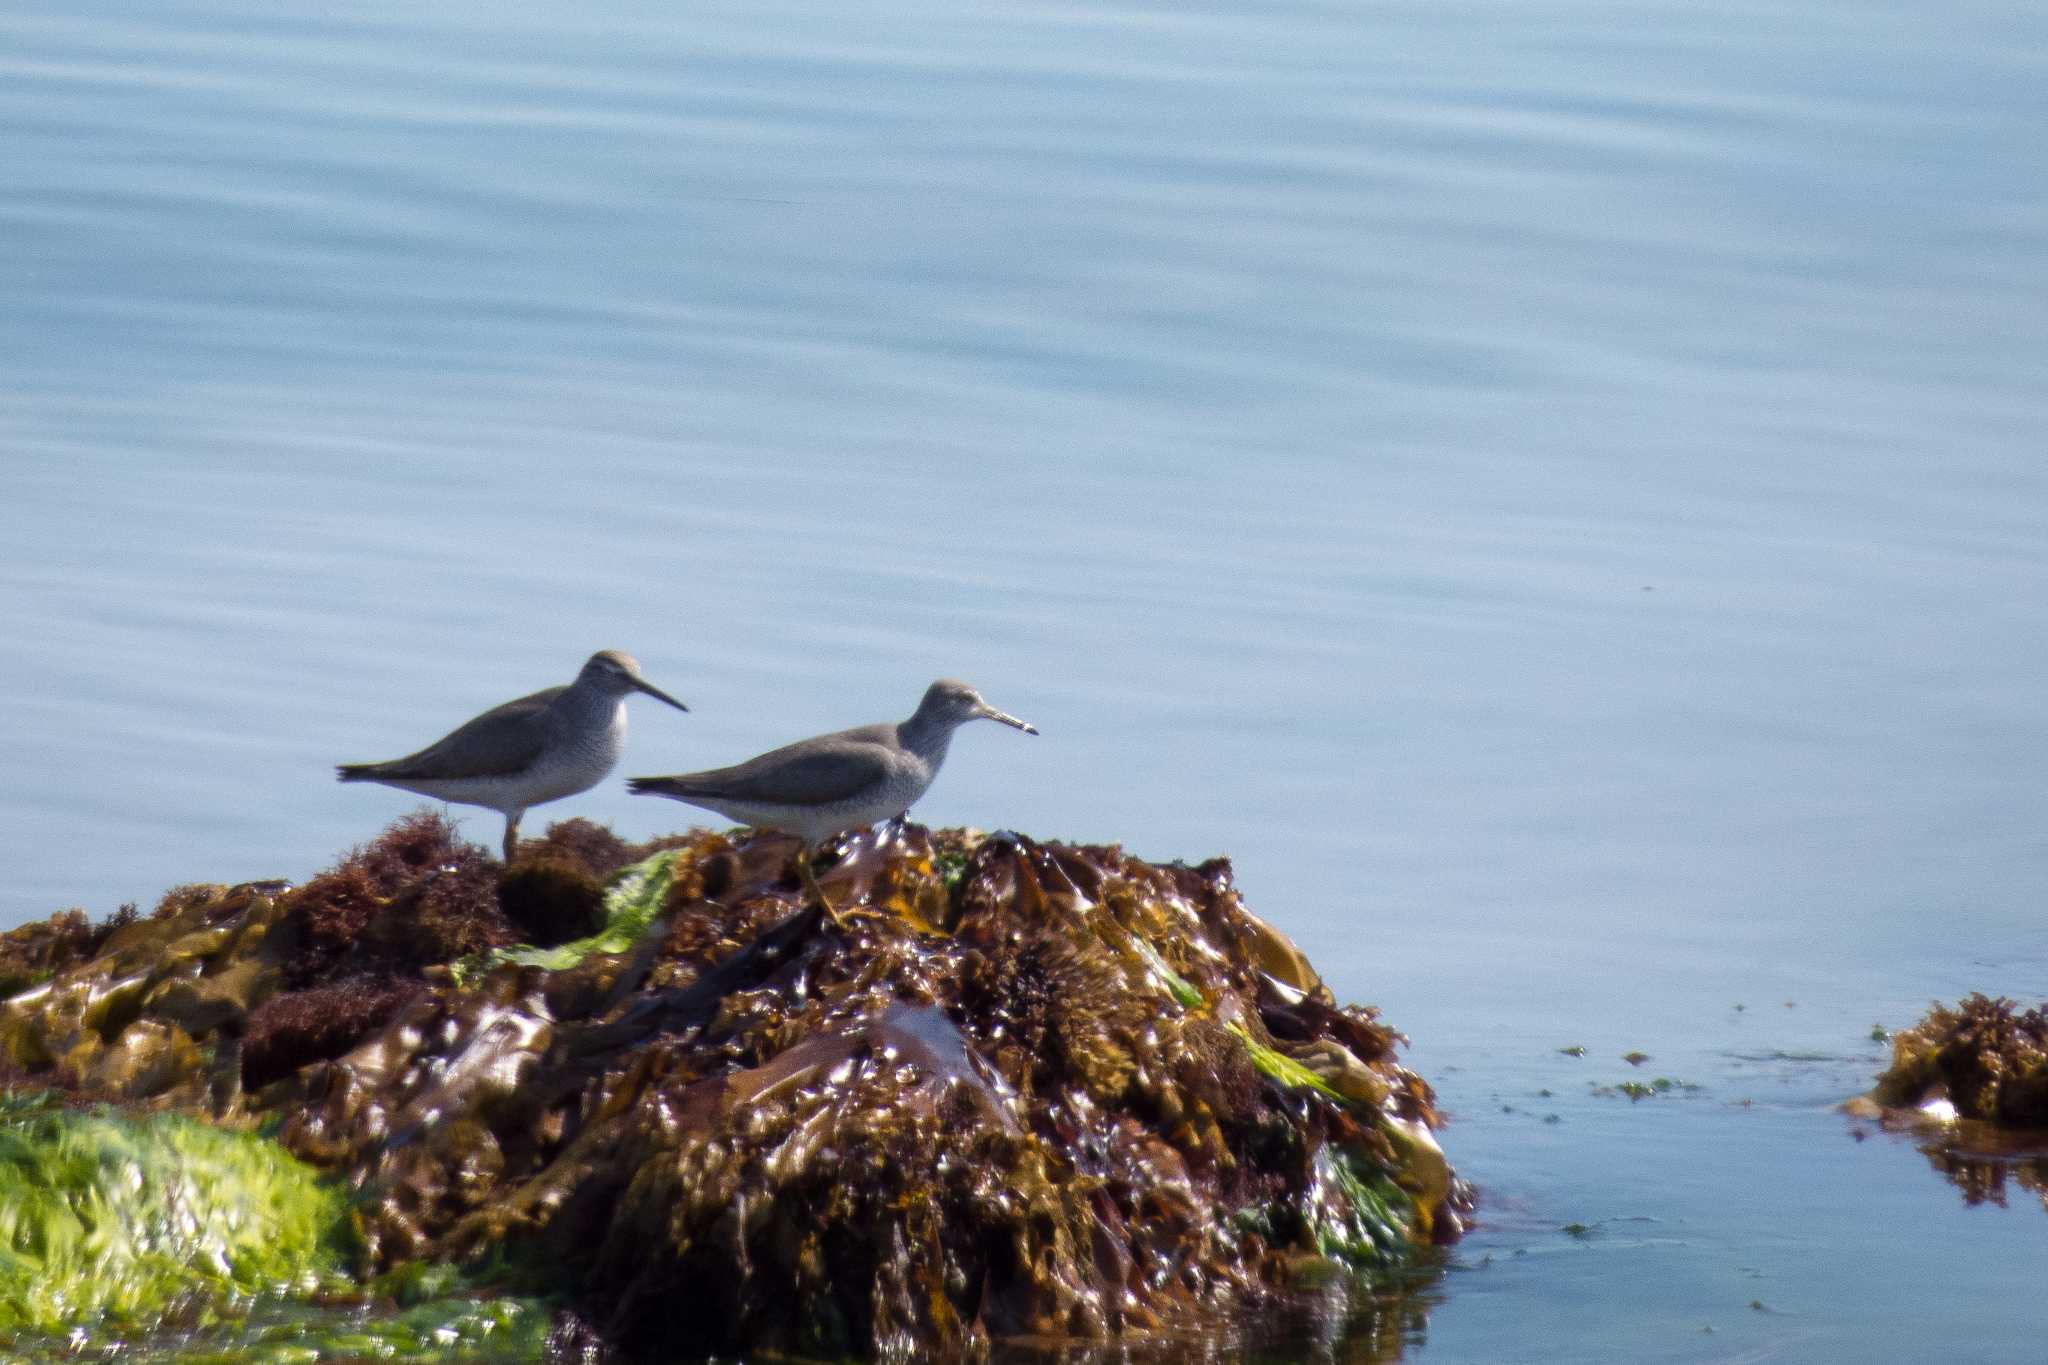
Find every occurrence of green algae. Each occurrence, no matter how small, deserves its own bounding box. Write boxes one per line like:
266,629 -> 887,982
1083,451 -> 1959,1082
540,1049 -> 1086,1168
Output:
0,1091 -> 351,1340
1227,1021 -> 1348,1104
19,1281 -> 555,1364
0,1092 -> 554,1363
69,1291 -> 555,1364
491,848 -> 682,972
1229,1148 -> 1417,1273
1125,927 -> 1207,1009
1601,1076 -> 1694,1101
1305,1148 -> 1416,1267
933,845 -> 973,892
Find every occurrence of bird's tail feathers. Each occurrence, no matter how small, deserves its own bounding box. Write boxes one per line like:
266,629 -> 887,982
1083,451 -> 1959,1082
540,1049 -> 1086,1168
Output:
626,775 -> 701,798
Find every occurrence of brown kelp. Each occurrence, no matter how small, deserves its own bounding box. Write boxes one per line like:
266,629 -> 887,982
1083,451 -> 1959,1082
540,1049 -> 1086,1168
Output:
2,812 -> 1466,1359
1855,994 -> 2048,1215
1870,994 -> 2048,1128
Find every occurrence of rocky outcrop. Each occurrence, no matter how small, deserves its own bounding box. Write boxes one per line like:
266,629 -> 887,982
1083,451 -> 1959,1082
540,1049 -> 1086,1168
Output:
1,812 -> 1465,1359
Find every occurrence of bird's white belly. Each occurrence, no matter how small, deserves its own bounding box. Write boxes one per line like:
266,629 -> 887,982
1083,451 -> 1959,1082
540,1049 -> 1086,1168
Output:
691,768 -> 930,843
516,739 -> 622,806
388,712 -> 623,815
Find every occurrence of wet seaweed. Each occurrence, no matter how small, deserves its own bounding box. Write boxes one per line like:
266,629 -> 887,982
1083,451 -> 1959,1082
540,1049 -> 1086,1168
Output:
497,859 -> 607,948
279,865 -> 384,987
494,847 -> 690,972
518,818 -> 637,881
242,975 -> 425,1092
277,814 -> 515,984
1871,994 -> 2048,1128
0,812 -> 1464,1360
0,904 -> 138,1001
367,838 -> 513,967
1854,994 -> 2048,1216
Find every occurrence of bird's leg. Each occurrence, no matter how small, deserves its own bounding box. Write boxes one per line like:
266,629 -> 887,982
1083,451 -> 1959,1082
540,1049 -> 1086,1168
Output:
794,840 -> 846,928
502,812 -> 522,864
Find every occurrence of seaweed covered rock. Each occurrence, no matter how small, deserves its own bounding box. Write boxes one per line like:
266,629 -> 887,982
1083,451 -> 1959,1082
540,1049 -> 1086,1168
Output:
0,904 -> 137,999
0,880 -> 281,1107
1,813 -> 1467,1359
1854,995 -> 2048,1216
1870,994 -> 2048,1128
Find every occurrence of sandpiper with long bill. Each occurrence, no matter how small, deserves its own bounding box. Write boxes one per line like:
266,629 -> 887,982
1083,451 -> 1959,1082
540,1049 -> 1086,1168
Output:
627,678 -> 1036,923
338,649 -> 689,860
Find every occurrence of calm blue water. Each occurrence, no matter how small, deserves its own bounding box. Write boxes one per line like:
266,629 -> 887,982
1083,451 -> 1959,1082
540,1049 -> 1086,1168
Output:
4,0 -> 2047,1357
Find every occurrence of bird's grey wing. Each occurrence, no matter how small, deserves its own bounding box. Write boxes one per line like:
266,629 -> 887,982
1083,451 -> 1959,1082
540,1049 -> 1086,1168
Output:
344,686 -> 564,780
637,735 -> 892,807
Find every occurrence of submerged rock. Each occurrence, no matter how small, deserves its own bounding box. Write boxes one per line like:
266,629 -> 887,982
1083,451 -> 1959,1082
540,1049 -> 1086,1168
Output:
1,812 -> 1467,1359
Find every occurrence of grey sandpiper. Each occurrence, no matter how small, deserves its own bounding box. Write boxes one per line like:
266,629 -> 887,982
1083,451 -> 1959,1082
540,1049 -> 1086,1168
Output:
337,649 -> 689,861
626,678 -> 1036,922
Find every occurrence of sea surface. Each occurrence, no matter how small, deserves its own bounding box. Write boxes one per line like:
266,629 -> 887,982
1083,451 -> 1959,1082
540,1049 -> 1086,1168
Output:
4,0 -> 2047,1357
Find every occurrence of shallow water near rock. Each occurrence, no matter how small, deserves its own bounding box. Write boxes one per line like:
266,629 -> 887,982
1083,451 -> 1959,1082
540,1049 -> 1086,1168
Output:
6,0 -> 2048,1357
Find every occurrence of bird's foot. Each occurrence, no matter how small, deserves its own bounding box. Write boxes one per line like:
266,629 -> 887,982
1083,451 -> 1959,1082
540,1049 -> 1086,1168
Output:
795,848 -> 835,920
796,847 -> 871,929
